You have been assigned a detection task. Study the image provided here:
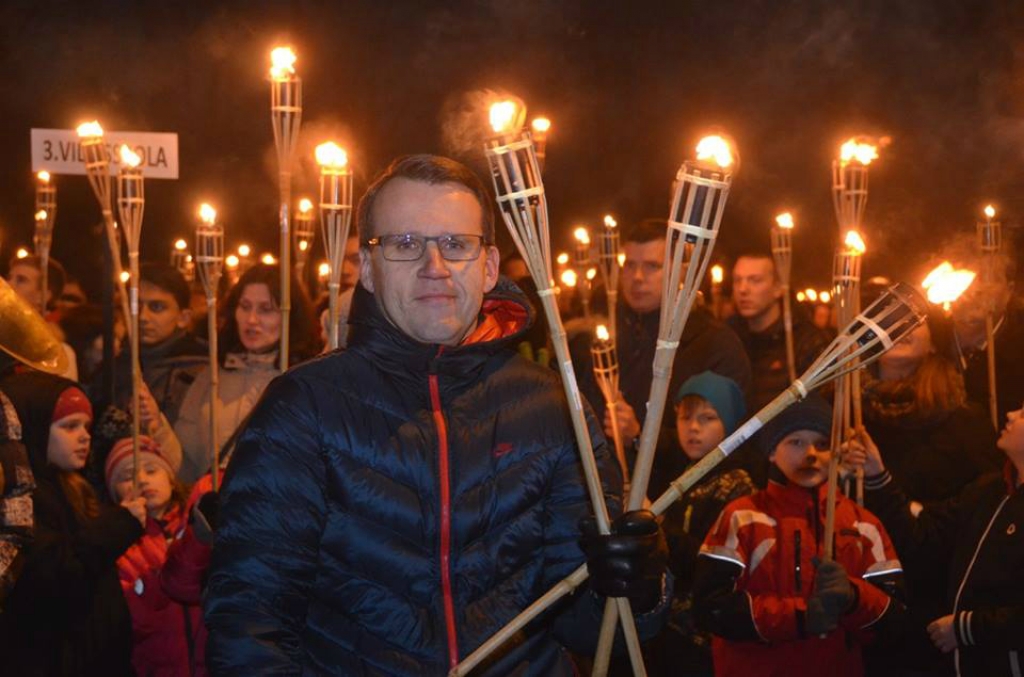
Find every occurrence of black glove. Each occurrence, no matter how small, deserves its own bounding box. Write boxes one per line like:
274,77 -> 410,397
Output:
813,559 -> 856,617
190,491 -> 219,545
805,595 -> 839,636
579,510 -> 668,613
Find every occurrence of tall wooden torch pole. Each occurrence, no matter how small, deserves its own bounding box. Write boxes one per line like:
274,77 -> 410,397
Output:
195,205 -> 224,490
34,171 -> 57,312
316,142 -> 353,351
977,205 -> 1001,430
771,212 -> 796,382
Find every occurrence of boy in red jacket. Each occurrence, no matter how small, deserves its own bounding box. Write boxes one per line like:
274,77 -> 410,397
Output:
693,395 -> 905,677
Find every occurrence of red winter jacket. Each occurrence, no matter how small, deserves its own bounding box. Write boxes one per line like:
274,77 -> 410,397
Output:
117,503 -> 203,677
161,475 -> 214,677
693,476 -> 905,677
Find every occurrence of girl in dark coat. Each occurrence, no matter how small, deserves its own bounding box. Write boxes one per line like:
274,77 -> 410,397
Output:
0,371 -> 145,677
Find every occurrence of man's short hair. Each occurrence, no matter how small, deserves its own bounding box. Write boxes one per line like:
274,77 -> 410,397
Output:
733,249 -> 778,280
355,154 -> 495,244
140,262 -> 191,311
8,254 -> 66,299
622,218 -> 667,246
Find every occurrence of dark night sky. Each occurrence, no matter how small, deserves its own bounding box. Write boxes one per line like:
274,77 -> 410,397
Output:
2,0 -> 1023,298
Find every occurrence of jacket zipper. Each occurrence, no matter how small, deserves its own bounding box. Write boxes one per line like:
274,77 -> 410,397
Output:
429,364 -> 460,669
794,529 -> 803,592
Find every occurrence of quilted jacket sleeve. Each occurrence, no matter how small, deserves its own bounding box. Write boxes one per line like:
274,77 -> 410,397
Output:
204,375 -> 326,674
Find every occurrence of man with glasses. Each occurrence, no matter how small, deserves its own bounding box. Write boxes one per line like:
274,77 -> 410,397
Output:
207,155 -> 669,676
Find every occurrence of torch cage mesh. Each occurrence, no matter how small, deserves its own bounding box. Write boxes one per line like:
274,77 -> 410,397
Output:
831,160 -> 869,231
80,137 -> 113,212
293,210 -> 317,266
801,282 -> 927,388
170,249 -> 194,282
661,160 -> 732,339
35,182 -> 57,240
270,77 -> 303,167
485,131 -> 551,289
195,222 -> 225,299
319,168 -> 354,287
832,250 -> 863,290
770,227 -> 793,286
977,219 -> 1002,255
34,212 -> 53,254
591,339 -> 620,404
598,227 -> 621,291
117,168 -> 145,254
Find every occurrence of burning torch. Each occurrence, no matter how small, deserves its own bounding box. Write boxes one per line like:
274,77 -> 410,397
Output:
116,144 -> 145,491
34,171 -> 57,310
293,197 -> 316,294
599,214 -> 621,340
269,46 -> 302,370
195,203 -> 225,489
573,226 -> 593,319
831,137 -> 879,234
592,323 -> 630,493
771,212 -> 796,381
475,98 -> 647,676
531,116 -> 551,173
977,204 -> 1001,429
710,264 -> 724,319
315,141 -> 353,351
171,239 -> 195,283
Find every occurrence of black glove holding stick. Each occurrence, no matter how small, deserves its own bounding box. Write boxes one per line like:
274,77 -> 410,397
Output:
579,510 -> 668,613
805,557 -> 856,636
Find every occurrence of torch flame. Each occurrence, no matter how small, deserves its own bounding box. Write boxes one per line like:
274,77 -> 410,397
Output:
269,47 -> 297,80
604,214 -> 617,229
839,138 -> 878,166
531,117 -> 551,134
805,288 -> 818,302
922,261 -> 976,307
596,324 -> 610,342
118,144 -> 142,168
315,142 -> 348,168
120,271 -> 130,283
696,135 -> 734,168
844,230 -> 866,255
984,205 -> 996,219
560,269 -> 578,288
617,252 -> 626,267
34,209 -> 47,222
225,254 -> 240,269
796,291 -> 806,302
775,212 -> 795,229
820,291 -> 832,303
573,227 -> 591,245
174,238 -> 187,251
238,244 -> 251,257
711,264 -> 724,284
198,203 -> 217,225
15,248 -> 28,259
261,253 -> 277,265
489,100 -> 519,134
76,120 -> 104,138
37,170 -> 51,183
586,268 -> 597,280
298,198 -> 314,213
318,262 -> 330,278
556,252 -> 569,266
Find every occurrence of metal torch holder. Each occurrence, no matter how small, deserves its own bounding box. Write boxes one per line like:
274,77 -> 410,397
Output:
271,72 -> 302,370
591,336 -> 630,492
771,226 -> 795,381
830,248 -> 865,507
832,160 -> 869,231
34,178 -> 57,309
574,239 -> 593,319
195,220 -> 225,490
171,248 -> 195,283
293,207 -> 316,294
319,164 -> 354,351
977,216 -> 1002,429
599,226 -> 621,341
117,164 -> 145,492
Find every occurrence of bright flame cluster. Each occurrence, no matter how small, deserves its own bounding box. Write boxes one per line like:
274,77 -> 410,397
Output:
839,138 -> 878,166
489,100 -> 519,134
604,214 -> 617,229
844,230 -> 866,255
198,203 -> 217,225
922,261 -> 976,308
573,227 -> 591,246
711,265 -> 724,284
595,324 -> 611,342
696,135 -> 734,168
775,212 -> 795,229
269,47 -> 297,79
119,144 -> 142,168
76,120 -> 104,138
34,209 -> 48,222
37,170 -> 51,183
531,117 -> 551,134
315,142 -> 348,168
174,238 -> 188,251
984,204 -> 996,219
298,198 -> 314,214
797,289 -> 832,304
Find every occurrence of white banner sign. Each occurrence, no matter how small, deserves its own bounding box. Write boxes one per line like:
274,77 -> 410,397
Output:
31,128 -> 179,179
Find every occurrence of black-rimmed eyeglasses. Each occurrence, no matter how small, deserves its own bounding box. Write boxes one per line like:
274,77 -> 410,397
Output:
364,234 -> 487,262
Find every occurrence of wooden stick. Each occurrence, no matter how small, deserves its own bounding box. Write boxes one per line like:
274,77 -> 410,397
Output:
207,298 -> 221,491
782,289 -> 797,382
986,313 -> 998,430
823,373 -> 846,560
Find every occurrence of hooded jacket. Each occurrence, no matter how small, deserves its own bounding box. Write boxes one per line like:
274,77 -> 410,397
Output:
205,280 -> 638,676
0,371 -> 142,677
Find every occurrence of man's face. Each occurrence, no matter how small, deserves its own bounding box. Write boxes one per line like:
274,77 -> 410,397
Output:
341,235 -> 361,290
359,178 -> 499,346
997,408 -> 1024,460
138,281 -> 190,346
7,263 -> 43,310
621,240 -> 665,314
770,430 -> 831,488
732,256 -> 781,320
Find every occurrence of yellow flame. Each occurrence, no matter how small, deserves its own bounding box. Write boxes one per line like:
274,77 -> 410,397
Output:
984,204 -> 996,219
844,230 -> 866,255
617,252 -> 626,267
37,170 -> 51,183
298,240 -> 309,252
76,120 -> 104,138
318,262 -> 330,277
225,254 -> 240,269
839,138 -> 878,165
922,261 -> 976,306
174,238 -> 187,251
604,214 -> 617,229
34,209 -> 47,222
198,203 -> 217,225
586,268 -> 597,280
118,144 -> 142,168
775,212 -> 794,229
269,46 -> 297,79
596,324 -> 610,341
573,227 -> 591,245
556,252 -> 569,266
796,291 -> 806,302
238,244 -> 251,257
711,264 -> 724,284
560,269 -> 578,288
820,291 -> 832,303
120,271 -> 130,283
531,117 -> 551,133
315,142 -> 348,168
298,198 -> 314,213
261,253 -> 277,265
696,135 -> 734,168
806,288 -> 818,302
15,247 -> 28,259
489,100 -> 518,134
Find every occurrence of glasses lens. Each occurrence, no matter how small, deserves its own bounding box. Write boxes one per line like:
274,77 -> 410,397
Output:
380,235 -> 483,261
381,235 -> 425,261
437,235 -> 482,261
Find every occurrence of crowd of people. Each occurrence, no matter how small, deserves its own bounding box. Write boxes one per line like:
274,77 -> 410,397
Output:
0,153 -> 1020,676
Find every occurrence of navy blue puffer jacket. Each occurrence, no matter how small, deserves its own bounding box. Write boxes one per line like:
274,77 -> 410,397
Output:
205,280 -> 624,675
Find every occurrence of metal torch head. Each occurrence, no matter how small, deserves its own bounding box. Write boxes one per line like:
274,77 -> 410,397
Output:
195,220 -> 224,298
976,218 -> 1001,254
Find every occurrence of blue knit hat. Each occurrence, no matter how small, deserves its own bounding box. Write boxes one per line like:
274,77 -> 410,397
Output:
758,393 -> 833,455
674,371 -> 746,436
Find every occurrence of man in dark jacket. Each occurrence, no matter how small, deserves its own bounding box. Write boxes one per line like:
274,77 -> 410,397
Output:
729,252 -> 833,411
205,155 -> 668,676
